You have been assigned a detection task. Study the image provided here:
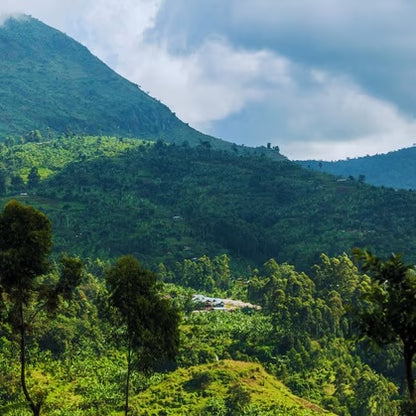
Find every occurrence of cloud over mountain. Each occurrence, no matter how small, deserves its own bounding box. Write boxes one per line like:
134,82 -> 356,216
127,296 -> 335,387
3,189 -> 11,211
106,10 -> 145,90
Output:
1,0 -> 415,159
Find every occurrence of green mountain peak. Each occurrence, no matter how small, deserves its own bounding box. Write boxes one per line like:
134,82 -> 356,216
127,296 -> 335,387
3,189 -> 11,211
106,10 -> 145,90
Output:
0,15 -> 225,148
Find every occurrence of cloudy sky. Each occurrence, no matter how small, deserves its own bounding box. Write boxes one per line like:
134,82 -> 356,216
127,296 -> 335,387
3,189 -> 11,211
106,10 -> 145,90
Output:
1,0 -> 416,160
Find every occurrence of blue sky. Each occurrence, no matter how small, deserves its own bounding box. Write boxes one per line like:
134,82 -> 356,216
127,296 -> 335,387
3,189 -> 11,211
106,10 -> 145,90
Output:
1,0 -> 416,160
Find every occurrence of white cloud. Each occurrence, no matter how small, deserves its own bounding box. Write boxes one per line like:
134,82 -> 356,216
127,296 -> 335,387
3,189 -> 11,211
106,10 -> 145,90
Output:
209,68 -> 416,160
79,0 -> 162,64
0,12 -> 25,25
0,0 -> 415,160
0,0 -> 87,27
116,37 -> 293,130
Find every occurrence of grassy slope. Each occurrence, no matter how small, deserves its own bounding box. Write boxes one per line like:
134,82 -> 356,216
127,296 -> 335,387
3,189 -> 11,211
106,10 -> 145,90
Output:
131,360 -> 336,415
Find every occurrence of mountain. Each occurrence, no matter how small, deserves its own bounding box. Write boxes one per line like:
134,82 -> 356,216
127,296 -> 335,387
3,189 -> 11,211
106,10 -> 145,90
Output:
297,146 -> 416,190
0,15 -> 250,153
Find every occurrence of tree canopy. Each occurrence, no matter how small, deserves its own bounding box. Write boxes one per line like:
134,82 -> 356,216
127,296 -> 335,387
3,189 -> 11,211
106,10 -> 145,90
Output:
106,255 -> 180,415
0,200 -> 83,416
353,248 -> 416,408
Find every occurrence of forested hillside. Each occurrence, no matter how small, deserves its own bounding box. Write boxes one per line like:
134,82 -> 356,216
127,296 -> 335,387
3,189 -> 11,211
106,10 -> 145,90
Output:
297,146 -> 416,190
1,135 -> 416,271
0,15 -> 234,151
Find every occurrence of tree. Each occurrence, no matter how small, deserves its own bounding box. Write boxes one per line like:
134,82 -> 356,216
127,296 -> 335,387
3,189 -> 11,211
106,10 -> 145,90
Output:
0,200 -> 83,416
352,248 -> 416,407
106,255 -> 180,416
27,167 -> 41,189
10,175 -> 24,192
0,168 -> 7,195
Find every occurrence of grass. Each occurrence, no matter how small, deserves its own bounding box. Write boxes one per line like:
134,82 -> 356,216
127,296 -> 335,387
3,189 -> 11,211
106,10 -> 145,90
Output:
131,360 -> 337,415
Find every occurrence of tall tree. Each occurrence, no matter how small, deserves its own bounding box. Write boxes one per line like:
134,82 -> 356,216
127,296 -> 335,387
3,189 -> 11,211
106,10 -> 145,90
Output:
106,255 -> 180,416
352,248 -> 416,407
0,167 -> 7,195
0,200 -> 83,416
27,167 -> 40,189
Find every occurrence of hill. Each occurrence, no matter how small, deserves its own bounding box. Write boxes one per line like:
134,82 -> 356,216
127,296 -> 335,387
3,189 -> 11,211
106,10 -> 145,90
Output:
0,15 -> 240,152
297,146 -> 416,190
2,135 -> 416,272
131,360 -> 337,415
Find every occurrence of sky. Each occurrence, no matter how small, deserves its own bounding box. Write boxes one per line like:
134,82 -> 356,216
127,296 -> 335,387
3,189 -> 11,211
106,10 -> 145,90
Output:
1,0 -> 416,160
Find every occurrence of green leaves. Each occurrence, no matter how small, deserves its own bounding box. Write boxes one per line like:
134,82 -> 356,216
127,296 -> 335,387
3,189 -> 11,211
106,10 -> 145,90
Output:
106,255 -> 180,371
0,201 -> 84,416
56,256 -> 83,301
353,248 -> 416,404
0,200 -> 52,298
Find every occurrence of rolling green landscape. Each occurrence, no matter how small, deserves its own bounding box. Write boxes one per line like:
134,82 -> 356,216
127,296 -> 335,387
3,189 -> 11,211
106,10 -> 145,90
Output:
1,14 -> 416,416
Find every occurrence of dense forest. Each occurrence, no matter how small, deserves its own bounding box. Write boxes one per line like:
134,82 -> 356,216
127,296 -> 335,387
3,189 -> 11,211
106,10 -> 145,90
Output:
1,134 -> 416,272
1,135 -> 416,415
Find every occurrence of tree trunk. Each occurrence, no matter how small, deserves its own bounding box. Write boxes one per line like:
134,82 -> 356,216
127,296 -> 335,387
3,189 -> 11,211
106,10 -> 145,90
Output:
125,344 -> 132,416
404,343 -> 416,405
19,302 -> 41,416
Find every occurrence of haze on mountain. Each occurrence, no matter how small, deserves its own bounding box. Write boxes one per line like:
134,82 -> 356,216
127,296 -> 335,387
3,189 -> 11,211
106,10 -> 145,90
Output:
3,13 -> 415,194
2,1 -> 416,160
298,146 -> 416,190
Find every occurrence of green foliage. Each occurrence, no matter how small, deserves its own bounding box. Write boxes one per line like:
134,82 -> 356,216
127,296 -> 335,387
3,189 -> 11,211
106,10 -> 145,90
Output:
130,360 -> 336,415
246,255 -> 400,415
106,255 -> 180,371
0,135 -> 413,414
106,255 -> 180,414
158,254 -> 232,292
0,135 -> 146,194
0,249 -> 405,415
0,201 -> 83,416
0,199 -> 52,296
353,248 -> 416,406
27,167 -> 40,189
298,146 -> 416,190
2,136 -> 416,273
0,16 -> 239,152
2,15 -> 412,416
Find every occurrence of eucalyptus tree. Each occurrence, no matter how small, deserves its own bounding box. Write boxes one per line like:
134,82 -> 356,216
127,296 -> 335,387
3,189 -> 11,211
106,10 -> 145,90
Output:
106,255 -> 180,416
0,200 -> 83,416
353,248 -> 416,407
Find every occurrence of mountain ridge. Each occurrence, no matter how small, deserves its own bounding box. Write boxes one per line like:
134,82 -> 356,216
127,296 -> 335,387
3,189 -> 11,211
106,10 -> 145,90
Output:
297,146 -> 416,190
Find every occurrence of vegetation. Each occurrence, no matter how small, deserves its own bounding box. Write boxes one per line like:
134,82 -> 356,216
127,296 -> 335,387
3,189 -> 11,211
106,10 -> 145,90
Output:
0,200 -> 82,415
106,255 -> 180,415
1,228 -> 409,415
353,248 -> 416,409
2,14 -> 416,416
0,15 -> 281,156
131,360 -> 336,415
1,135 -> 416,273
298,146 -> 416,190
